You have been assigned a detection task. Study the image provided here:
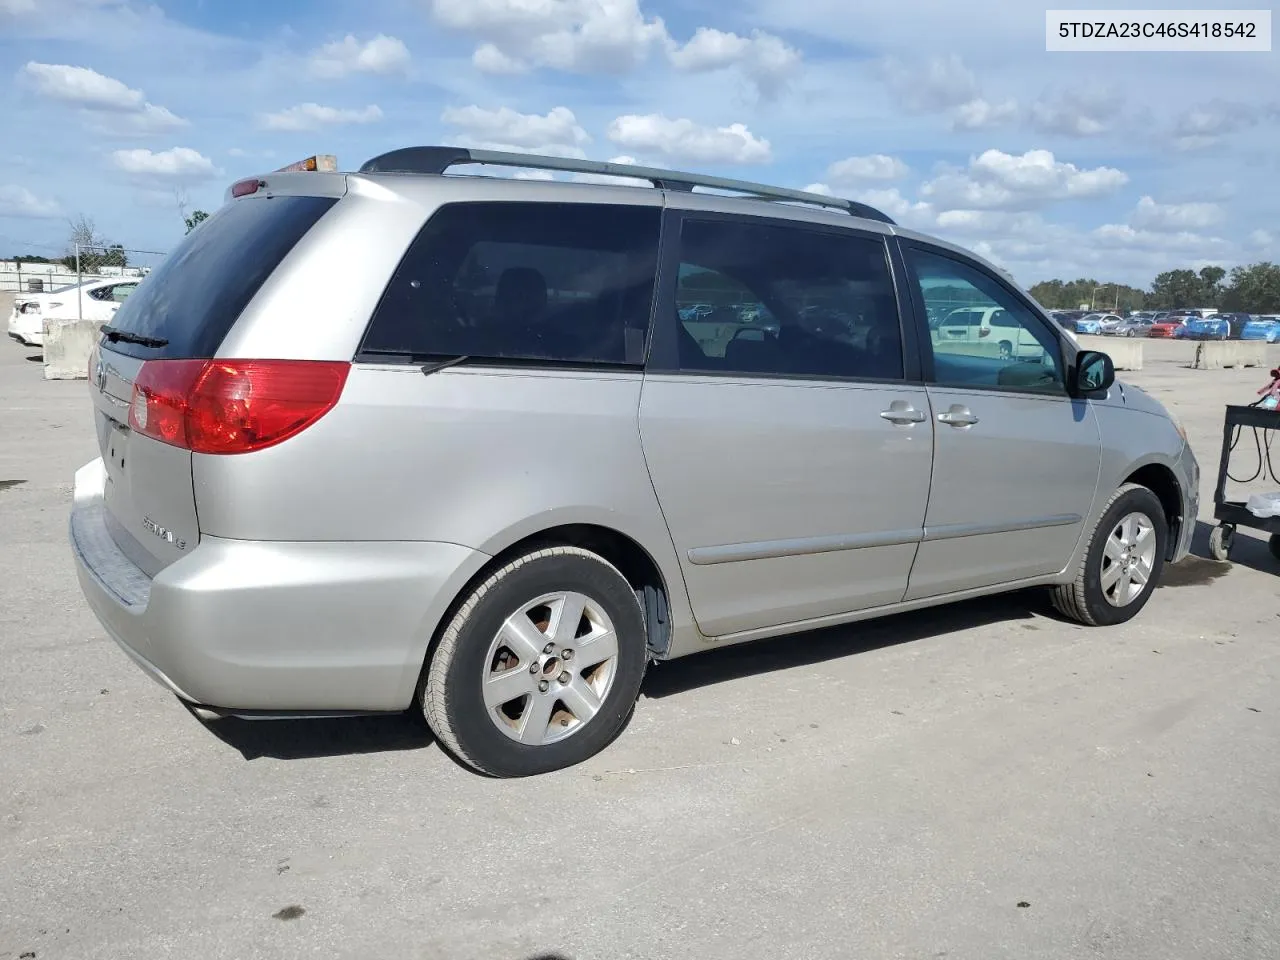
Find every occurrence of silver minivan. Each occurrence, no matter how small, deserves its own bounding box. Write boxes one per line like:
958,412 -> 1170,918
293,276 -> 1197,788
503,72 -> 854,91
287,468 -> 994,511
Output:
70,147 -> 1199,777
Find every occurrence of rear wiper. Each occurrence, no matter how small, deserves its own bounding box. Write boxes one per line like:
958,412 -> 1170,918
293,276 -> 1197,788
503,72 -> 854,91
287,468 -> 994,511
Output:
420,355 -> 470,376
101,326 -> 168,348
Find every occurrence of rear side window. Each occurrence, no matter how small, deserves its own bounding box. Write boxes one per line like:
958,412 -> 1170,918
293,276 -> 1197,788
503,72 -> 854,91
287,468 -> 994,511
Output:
671,218 -> 903,381
104,195 -> 337,359
360,202 -> 661,365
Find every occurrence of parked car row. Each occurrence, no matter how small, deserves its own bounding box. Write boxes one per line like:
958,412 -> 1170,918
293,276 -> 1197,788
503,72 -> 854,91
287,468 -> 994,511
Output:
1046,309 -> 1280,343
6,277 -> 139,346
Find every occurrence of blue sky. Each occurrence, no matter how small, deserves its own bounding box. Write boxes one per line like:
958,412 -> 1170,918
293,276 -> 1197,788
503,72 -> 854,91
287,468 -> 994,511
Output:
1,0 -> 1277,286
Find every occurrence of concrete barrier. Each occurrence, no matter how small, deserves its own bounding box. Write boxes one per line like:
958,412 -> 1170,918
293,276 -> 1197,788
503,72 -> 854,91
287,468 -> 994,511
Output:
42,318 -> 99,380
1076,334 -> 1143,371
1190,340 -> 1269,370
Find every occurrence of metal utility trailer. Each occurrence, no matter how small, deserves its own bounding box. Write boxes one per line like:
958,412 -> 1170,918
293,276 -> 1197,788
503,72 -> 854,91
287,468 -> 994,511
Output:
1208,403 -> 1280,563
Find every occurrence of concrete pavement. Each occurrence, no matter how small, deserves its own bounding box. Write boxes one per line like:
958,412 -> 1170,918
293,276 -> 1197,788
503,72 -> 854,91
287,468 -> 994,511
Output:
1,335 -> 1278,960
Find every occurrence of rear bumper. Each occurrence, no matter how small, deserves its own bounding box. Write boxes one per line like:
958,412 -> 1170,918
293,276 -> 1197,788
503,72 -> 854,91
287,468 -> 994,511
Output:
69,458 -> 490,712
7,314 -> 42,346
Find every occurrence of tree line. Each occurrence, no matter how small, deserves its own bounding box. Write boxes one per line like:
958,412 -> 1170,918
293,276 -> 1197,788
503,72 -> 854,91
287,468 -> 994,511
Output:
1030,263 -> 1280,314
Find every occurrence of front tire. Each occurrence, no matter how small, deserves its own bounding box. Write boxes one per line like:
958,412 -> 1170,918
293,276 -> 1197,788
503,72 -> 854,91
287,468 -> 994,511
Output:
1051,484 -> 1168,626
422,546 -> 648,777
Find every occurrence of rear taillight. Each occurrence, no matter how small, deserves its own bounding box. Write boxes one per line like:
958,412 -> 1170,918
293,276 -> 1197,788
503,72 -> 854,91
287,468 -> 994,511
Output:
128,359 -> 349,455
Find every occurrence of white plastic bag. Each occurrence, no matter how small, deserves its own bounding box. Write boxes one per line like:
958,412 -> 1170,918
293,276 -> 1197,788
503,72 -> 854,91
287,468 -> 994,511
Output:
1246,491 -> 1280,518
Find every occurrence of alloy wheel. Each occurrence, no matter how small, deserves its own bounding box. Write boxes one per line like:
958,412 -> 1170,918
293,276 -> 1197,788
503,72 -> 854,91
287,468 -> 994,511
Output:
480,591 -> 619,745
1101,512 -> 1156,607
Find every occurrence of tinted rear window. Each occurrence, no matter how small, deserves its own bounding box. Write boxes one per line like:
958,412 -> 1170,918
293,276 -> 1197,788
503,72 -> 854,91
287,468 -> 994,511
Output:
103,195 -> 337,359
360,201 -> 661,365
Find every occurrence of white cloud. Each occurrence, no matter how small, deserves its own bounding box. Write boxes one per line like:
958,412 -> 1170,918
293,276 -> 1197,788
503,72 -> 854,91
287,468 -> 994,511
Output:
428,0 -> 668,74
89,103 -> 188,136
1029,90 -> 1123,137
667,26 -> 749,71
802,182 -> 834,196
934,209 -> 1036,233
1249,229 -> 1275,248
259,102 -> 383,131
850,188 -> 935,229
308,34 -> 410,78
1091,223 -> 1228,255
428,0 -> 802,93
0,184 -> 61,218
826,153 -> 908,183
472,42 -> 525,73
667,27 -> 801,97
920,149 -> 1128,211
606,114 -> 772,165
20,61 -> 187,132
22,61 -> 140,109
1130,195 -> 1224,232
1171,100 -> 1263,150
881,54 -> 979,112
110,147 -> 218,180
950,97 -> 1018,131
441,105 -> 590,157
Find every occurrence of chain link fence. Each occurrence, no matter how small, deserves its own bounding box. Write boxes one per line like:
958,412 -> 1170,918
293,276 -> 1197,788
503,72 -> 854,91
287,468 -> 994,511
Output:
1,243 -> 166,299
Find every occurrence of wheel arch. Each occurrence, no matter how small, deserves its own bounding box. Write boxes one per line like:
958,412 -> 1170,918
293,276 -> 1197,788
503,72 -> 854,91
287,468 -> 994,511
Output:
1122,462 -> 1183,560
493,523 -> 676,659
424,519 -> 682,682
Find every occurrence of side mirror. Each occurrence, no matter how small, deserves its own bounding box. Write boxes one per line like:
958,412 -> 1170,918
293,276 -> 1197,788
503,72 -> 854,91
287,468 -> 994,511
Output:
1074,349 -> 1115,395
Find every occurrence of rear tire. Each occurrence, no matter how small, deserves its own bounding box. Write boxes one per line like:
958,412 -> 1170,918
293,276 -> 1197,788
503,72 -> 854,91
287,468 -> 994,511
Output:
1051,484 -> 1168,626
422,546 -> 648,777
1270,534 -> 1280,563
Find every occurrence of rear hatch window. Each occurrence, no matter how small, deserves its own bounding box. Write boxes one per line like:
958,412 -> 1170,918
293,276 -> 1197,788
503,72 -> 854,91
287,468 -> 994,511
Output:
103,194 -> 337,359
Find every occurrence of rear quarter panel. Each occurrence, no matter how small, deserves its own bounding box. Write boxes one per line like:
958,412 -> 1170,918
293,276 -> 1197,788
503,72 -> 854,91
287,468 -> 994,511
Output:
192,366 -> 699,652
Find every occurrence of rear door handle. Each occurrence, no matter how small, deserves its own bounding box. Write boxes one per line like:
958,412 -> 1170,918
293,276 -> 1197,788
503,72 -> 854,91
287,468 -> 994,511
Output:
880,401 -> 927,425
937,404 -> 980,427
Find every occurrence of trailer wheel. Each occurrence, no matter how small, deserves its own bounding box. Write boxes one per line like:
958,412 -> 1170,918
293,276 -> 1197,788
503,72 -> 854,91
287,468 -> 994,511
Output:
1208,523 -> 1234,562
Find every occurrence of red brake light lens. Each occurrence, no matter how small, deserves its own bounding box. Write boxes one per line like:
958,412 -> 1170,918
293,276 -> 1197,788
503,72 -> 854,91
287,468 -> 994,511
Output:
231,178 -> 264,198
129,359 -> 349,455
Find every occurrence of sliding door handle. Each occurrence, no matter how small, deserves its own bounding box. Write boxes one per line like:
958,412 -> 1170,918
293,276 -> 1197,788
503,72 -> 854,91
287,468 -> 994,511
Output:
937,405 -> 980,427
880,401 -> 927,425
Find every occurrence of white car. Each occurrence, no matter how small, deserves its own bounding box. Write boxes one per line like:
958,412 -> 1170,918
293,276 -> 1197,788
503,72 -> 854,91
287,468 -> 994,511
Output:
933,305 -> 1043,359
7,277 -> 140,346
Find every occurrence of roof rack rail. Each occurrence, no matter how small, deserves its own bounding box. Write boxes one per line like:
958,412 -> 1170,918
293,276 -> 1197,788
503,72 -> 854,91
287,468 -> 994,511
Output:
357,146 -> 895,225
